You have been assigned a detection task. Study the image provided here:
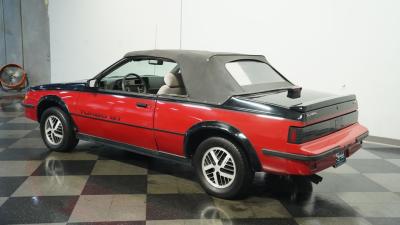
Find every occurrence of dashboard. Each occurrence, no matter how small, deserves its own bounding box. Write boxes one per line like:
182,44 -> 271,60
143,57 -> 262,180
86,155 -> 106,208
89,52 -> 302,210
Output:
99,75 -> 164,94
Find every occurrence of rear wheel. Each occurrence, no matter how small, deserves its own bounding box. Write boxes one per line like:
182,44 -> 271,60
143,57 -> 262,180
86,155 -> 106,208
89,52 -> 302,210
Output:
193,137 -> 253,199
40,107 -> 78,152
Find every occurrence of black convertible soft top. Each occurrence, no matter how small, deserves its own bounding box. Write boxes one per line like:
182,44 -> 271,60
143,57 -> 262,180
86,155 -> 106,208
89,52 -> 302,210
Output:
124,50 -> 293,105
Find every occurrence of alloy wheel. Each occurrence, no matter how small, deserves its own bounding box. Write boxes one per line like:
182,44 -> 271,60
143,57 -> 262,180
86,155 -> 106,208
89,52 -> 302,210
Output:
44,115 -> 64,145
202,147 -> 236,188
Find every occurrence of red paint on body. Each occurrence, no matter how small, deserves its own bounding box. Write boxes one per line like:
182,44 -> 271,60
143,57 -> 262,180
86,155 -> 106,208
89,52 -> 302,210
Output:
24,89 -> 368,175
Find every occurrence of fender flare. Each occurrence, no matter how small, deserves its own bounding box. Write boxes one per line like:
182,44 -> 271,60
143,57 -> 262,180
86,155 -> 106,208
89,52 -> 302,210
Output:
37,95 -> 70,121
184,121 -> 262,171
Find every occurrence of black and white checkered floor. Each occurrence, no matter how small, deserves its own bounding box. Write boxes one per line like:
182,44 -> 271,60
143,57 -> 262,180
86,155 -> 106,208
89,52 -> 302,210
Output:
0,97 -> 400,225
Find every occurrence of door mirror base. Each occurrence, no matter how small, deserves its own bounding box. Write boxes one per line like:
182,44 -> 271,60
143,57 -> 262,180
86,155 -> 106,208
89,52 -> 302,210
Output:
87,79 -> 97,88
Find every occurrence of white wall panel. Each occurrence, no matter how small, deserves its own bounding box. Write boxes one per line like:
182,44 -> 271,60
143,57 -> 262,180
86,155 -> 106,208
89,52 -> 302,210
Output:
49,0 -> 181,83
181,0 -> 400,139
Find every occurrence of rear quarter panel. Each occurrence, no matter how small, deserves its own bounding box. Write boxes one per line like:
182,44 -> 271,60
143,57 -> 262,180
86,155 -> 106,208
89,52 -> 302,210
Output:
154,100 -> 367,175
154,100 -> 303,157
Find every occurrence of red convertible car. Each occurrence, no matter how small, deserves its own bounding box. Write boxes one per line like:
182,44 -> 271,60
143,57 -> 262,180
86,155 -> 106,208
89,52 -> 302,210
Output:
23,50 -> 368,198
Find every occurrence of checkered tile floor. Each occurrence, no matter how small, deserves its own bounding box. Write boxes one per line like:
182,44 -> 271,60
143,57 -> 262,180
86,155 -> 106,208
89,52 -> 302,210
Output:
0,98 -> 400,225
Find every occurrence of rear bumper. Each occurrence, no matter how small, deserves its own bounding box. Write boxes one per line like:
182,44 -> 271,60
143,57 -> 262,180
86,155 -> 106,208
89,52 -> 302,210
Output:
260,123 -> 368,175
262,131 -> 368,161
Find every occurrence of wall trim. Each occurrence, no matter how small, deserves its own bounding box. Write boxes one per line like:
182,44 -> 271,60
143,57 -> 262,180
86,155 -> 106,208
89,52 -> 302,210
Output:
365,135 -> 400,148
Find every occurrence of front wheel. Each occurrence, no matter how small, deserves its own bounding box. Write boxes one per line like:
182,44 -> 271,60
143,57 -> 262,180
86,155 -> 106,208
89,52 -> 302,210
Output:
40,107 -> 79,152
193,137 -> 253,199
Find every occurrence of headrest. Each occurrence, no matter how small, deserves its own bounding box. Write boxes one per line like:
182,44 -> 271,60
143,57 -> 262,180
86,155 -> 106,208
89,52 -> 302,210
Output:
164,72 -> 180,88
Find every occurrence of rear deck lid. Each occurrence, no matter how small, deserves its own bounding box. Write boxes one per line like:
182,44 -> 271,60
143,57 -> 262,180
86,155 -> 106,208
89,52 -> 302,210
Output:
243,89 -> 354,110
236,89 -> 358,124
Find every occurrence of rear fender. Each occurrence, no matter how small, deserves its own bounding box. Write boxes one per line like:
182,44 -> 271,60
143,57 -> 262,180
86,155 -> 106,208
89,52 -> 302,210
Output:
184,121 -> 262,171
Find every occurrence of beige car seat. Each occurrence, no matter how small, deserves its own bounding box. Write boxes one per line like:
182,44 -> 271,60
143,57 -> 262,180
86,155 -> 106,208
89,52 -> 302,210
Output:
157,72 -> 184,95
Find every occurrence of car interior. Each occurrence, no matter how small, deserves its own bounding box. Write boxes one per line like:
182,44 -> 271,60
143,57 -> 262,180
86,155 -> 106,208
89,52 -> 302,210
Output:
98,58 -> 186,96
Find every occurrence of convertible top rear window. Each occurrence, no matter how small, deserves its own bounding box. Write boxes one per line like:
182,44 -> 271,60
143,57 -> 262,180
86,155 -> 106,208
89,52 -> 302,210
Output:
226,61 -> 285,86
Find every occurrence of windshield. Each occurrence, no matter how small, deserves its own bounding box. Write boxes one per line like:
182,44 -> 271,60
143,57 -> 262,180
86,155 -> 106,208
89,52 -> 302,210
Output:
103,59 -> 177,79
225,60 -> 285,86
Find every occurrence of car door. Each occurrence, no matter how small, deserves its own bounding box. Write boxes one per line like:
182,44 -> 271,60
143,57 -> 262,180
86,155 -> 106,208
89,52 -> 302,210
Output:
74,92 -> 157,150
73,58 -> 161,151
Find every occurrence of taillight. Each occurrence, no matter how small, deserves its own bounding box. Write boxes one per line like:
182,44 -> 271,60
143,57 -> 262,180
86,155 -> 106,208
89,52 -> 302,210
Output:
288,127 -> 299,143
288,111 -> 358,144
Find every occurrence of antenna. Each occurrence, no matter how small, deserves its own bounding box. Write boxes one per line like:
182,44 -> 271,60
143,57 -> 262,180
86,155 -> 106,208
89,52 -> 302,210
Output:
154,24 -> 158,49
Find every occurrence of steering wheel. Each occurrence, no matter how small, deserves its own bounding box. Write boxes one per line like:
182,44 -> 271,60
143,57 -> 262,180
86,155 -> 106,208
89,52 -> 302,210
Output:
121,73 -> 147,93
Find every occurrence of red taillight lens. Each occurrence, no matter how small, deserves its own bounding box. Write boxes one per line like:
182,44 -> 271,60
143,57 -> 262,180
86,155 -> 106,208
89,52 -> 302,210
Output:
288,127 -> 298,143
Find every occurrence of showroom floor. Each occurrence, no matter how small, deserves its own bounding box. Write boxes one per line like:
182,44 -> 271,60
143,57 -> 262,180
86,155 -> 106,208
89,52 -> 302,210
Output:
0,97 -> 400,225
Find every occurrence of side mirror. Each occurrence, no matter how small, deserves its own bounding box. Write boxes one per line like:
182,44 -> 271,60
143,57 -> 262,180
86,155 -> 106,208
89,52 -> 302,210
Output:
87,79 -> 97,88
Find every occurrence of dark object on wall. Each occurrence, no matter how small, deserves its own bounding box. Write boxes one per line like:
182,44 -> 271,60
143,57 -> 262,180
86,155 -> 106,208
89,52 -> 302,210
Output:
0,64 -> 29,92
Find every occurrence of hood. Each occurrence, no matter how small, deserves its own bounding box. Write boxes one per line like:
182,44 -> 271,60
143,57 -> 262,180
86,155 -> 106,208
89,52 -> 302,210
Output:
31,80 -> 87,91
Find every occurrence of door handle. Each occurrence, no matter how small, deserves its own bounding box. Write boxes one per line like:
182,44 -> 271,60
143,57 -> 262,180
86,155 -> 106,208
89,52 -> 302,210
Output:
136,102 -> 148,108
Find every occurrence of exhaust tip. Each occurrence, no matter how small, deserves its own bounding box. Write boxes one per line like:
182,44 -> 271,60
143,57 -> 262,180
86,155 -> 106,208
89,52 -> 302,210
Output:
308,174 -> 323,184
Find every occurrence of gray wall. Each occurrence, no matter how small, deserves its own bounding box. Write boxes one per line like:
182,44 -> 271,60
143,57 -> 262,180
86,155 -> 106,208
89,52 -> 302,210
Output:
0,0 -> 50,87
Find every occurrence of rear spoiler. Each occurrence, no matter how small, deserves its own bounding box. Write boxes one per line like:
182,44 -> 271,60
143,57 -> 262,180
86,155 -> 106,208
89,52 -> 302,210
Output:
289,94 -> 356,112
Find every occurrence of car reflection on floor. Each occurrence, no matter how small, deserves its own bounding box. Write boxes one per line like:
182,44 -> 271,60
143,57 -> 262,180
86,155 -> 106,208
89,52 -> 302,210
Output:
41,148 -> 315,224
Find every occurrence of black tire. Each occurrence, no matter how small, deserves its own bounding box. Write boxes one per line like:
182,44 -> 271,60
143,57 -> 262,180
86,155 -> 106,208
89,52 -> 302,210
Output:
193,137 -> 254,199
40,107 -> 78,152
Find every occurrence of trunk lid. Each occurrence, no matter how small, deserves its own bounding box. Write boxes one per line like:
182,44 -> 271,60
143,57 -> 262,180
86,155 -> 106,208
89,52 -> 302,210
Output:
242,89 -> 355,111
236,88 -> 359,143
238,89 -> 358,124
